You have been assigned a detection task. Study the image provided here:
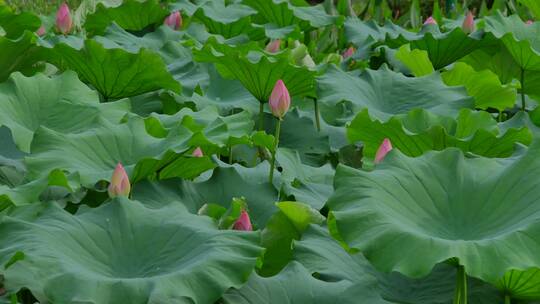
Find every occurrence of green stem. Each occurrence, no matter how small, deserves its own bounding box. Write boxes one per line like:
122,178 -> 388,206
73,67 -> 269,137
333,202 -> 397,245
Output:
259,102 -> 265,130
313,98 -> 321,132
505,294 -> 511,304
453,265 -> 467,304
269,119 -> 282,184
229,146 -> 233,165
521,68 -> 526,111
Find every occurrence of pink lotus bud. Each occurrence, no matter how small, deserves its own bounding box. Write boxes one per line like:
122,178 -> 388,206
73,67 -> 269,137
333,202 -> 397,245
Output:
424,16 -> 437,26
527,20 -> 534,25
269,79 -> 291,119
265,39 -> 281,53
342,46 -> 355,59
192,147 -> 203,157
164,11 -> 182,30
374,138 -> 393,164
56,3 -> 72,35
36,25 -> 46,36
108,163 -> 131,198
462,11 -> 475,34
233,210 -> 253,231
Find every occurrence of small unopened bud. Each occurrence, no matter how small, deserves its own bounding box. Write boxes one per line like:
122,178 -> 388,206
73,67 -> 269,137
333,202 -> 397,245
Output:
108,163 -> 131,198
424,16 -> 437,26
164,11 -> 182,30
56,3 -> 72,35
374,138 -> 393,164
36,25 -> 46,36
462,11 -> 475,34
342,46 -> 355,59
192,147 -> 203,157
233,210 -> 253,231
265,39 -> 281,53
269,79 -> 290,119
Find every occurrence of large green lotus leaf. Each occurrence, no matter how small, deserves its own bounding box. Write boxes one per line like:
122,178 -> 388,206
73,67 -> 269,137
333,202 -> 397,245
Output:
317,65 -> 473,121
50,39 -> 180,99
186,162 -> 279,226
347,108 -> 531,162
242,0 -> 341,30
462,42 -> 540,98
193,1 -> 264,39
25,117 -> 194,187
222,262 -> 382,304
146,106 -> 254,148
0,31 -> 44,82
328,142 -> 540,284
0,6 -> 40,39
189,65 -> 259,114
394,44 -> 434,77
193,37 -> 316,102
442,62 -> 516,111
84,0 -> 168,35
497,269 -> 540,300
96,23 -> 185,53
133,162 -> 279,227
0,198 -> 262,303
344,18 -> 489,69
293,225 -> 502,304
0,72 -> 129,153
265,110 -> 330,164
259,201 -> 324,276
275,148 -> 334,209
484,12 -> 540,71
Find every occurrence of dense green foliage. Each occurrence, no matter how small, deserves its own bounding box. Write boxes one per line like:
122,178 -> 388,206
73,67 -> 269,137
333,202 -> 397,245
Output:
2,0 -> 540,303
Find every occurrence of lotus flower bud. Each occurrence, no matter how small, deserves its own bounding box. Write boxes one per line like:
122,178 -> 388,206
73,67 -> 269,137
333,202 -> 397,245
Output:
36,25 -> 46,36
56,3 -> 72,35
266,39 -> 281,53
342,46 -> 355,59
527,20 -> 534,25
374,138 -> 393,164
424,16 -> 437,26
462,11 -> 475,34
269,79 -> 290,119
108,163 -> 131,198
233,210 -> 253,231
192,147 -> 203,157
164,11 -> 182,30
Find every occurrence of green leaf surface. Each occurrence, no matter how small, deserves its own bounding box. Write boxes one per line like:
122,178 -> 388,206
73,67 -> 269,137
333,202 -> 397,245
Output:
317,65 -> 473,121
442,62 -> 516,111
26,117 -> 193,187
84,0 -> 169,35
394,44 -> 434,77
0,6 -> 40,39
0,32 -> 43,82
0,72 -> 128,152
328,143 -> 540,284
0,198 -> 262,303
347,108 -> 531,162
193,37 -> 316,102
242,0 -> 340,30
50,39 -> 180,99
222,262 -> 381,304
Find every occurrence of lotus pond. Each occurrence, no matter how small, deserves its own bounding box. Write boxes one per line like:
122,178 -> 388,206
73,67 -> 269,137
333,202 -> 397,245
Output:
2,0 -> 540,303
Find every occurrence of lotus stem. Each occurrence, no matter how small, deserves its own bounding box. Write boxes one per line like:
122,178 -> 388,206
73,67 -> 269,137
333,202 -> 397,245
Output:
229,146 -> 233,165
269,119 -> 281,184
313,98 -> 321,132
521,68 -> 526,111
505,294 -> 511,304
259,102 -> 265,130
453,265 -> 467,304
